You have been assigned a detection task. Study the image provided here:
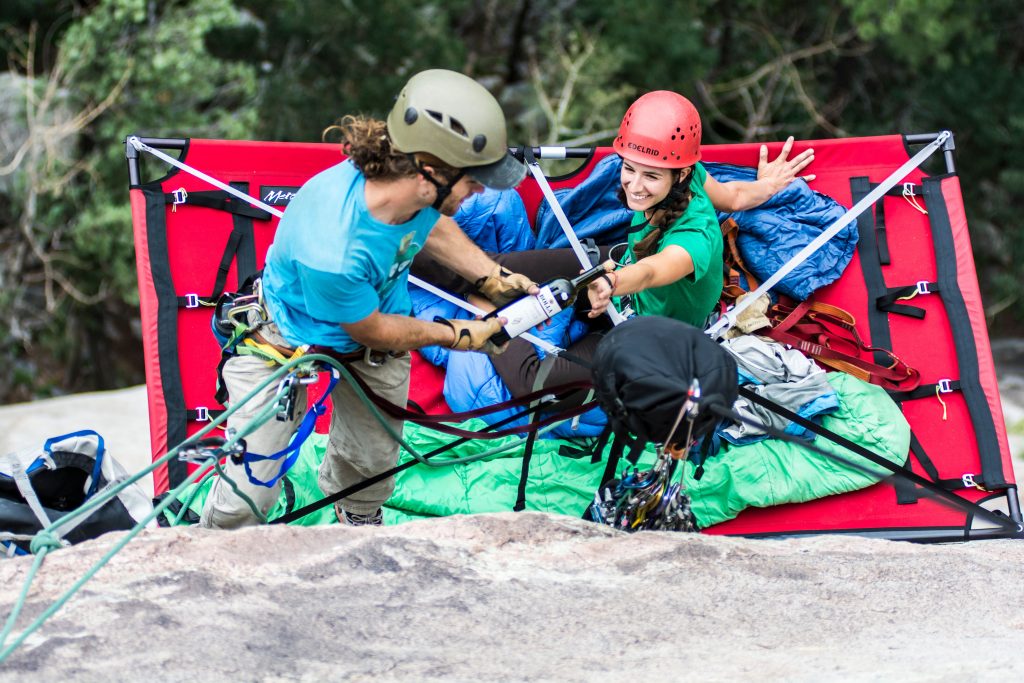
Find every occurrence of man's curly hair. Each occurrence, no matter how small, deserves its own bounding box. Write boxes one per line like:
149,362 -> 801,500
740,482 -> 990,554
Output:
323,115 -> 459,182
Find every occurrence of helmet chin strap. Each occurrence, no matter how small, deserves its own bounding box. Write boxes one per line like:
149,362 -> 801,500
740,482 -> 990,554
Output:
409,154 -> 465,210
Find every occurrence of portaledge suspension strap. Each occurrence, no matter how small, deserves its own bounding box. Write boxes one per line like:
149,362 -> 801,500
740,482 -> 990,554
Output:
522,146 -> 626,325
706,131 -> 952,339
127,136 -> 564,356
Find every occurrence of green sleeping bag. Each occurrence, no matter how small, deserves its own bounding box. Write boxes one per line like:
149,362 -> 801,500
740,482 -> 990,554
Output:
162,373 -> 909,529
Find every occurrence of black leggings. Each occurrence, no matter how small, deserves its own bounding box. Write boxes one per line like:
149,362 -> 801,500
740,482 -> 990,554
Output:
411,247 -> 611,399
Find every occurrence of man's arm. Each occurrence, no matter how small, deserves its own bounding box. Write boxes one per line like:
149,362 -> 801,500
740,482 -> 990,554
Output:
342,309 -> 506,354
421,215 -> 497,282
343,310 -> 456,352
704,136 -> 816,212
420,215 -> 538,306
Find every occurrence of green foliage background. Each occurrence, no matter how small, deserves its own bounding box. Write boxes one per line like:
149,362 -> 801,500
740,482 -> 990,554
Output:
0,0 -> 1021,401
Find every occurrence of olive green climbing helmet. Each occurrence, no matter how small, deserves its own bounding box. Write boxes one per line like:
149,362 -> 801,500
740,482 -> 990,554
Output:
387,69 -> 526,190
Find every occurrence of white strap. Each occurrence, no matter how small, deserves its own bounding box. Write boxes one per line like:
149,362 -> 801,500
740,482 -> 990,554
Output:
128,137 -> 569,356
706,130 -> 951,339
525,160 -> 626,325
2,453 -> 54,531
129,137 -> 285,219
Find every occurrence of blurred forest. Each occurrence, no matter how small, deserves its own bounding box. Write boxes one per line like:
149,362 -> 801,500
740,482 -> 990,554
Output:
1,0 -> 1022,402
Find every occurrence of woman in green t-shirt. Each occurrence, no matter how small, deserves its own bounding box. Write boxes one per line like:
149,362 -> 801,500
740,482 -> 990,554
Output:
585,90 -> 814,325
472,91 -> 815,398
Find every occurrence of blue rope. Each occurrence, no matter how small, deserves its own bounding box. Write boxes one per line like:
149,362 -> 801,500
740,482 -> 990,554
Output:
241,369 -> 339,489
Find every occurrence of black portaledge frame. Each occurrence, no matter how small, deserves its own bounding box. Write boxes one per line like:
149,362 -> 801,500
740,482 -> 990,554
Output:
125,136 -> 187,187
904,131 -> 957,175
124,135 -> 1021,542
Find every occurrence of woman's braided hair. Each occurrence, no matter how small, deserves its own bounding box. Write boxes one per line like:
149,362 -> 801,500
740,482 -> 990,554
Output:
618,167 -> 696,260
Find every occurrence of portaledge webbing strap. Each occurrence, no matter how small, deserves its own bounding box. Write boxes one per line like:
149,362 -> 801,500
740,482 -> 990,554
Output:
142,184 -> 189,487
163,189 -> 273,221
922,176 -> 1006,488
852,174 -> 923,505
523,145 -> 625,325
173,182 -> 262,308
871,182 -> 925,266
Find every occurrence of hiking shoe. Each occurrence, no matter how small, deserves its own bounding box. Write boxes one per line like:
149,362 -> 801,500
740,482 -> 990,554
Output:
334,502 -> 383,526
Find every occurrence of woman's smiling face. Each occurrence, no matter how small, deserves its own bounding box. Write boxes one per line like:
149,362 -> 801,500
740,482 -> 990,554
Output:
620,159 -> 686,213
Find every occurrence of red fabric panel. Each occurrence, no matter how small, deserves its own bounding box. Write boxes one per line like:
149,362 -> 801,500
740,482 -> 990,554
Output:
409,351 -> 452,414
130,189 -> 169,495
130,134 -> 1014,534
942,176 -> 1014,477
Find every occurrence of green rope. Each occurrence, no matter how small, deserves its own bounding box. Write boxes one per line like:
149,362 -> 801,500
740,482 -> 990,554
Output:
210,457 -> 267,524
0,351 -> 581,663
173,468 -> 215,525
0,461 -> 211,663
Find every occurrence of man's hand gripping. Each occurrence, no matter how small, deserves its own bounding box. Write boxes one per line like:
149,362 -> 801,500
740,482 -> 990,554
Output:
435,317 -> 508,356
474,263 -> 537,307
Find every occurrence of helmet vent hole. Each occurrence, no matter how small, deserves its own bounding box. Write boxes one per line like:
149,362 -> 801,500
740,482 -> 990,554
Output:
404,107 -> 418,125
426,109 -> 444,123
472,134 -> 487,152
449,117 -> 468,137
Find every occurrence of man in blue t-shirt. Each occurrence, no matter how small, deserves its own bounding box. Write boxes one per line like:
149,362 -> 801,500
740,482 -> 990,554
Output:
201,70 -> 536,529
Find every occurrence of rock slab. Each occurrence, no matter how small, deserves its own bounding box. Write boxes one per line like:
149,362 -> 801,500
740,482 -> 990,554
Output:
1,512 -> 1023,682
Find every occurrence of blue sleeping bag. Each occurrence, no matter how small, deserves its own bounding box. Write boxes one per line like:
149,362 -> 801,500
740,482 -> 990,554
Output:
707,163 -> 852,301
410,188 -> 607,438
535,155 -> 633,249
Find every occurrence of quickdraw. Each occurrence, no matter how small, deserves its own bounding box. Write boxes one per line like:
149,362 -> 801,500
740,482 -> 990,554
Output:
588,379 -> 701,533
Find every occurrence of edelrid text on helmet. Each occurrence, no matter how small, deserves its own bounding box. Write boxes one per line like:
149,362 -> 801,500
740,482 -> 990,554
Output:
626,142 -> 660,157
613,91 -> 702,168
386,69 -> 525,190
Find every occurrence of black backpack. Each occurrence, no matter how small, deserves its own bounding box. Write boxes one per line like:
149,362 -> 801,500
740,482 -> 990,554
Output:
590,316 -> 738,480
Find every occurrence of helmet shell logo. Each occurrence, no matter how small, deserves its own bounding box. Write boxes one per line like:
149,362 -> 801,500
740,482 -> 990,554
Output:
626,142 -> 659,157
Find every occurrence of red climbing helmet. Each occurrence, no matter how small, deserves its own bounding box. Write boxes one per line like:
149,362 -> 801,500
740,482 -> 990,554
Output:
613,91 -> 702,168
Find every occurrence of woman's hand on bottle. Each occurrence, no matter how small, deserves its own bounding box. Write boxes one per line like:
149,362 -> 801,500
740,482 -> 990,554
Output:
586,260 -> 618,318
